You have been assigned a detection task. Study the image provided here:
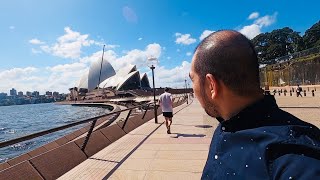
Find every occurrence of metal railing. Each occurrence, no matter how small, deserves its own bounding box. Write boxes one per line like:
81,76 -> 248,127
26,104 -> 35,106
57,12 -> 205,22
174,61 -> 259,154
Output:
0,102 -> 154,150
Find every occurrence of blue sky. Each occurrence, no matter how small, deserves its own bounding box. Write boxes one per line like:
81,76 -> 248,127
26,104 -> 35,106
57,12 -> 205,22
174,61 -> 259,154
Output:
0,0 -> 319,94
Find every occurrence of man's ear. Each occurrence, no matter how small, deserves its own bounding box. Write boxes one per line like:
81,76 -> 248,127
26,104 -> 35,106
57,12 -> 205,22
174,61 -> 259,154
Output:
205,74 -> 218,99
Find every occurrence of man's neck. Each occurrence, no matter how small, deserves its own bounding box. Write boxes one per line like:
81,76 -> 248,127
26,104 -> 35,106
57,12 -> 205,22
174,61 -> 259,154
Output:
221,93 -> 264,120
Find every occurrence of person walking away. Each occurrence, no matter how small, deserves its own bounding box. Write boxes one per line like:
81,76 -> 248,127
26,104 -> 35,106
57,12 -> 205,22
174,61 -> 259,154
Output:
158,87 -> 173,134
296,85 -> 303,97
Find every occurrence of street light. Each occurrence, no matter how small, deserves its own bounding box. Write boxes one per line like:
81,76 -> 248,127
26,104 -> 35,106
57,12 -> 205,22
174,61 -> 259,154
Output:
147,57 -> 158,123
184,78 -> 188,104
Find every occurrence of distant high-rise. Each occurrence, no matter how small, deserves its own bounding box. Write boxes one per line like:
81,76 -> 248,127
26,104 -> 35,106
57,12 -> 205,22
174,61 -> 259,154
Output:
10,88 -> 17,96
32,91 -> 40,97
53,92 -> 59,98
18,91 -> 23,96
46,91 -> 53,96
26,91 -> 32,96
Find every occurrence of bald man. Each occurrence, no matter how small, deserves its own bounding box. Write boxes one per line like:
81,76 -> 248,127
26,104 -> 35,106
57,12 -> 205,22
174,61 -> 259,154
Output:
189,30 -> 320,179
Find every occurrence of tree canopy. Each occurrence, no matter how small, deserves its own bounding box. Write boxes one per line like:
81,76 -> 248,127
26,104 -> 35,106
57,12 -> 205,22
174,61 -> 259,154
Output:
251,21 -> 320,64
303,21 -> 320,49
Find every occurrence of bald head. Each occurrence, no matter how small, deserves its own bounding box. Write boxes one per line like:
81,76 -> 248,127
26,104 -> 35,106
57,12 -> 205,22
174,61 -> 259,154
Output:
193,30 -> 260,96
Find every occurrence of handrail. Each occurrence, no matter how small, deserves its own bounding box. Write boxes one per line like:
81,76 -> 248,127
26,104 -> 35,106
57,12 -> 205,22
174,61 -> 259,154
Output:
0,102 -> 153,149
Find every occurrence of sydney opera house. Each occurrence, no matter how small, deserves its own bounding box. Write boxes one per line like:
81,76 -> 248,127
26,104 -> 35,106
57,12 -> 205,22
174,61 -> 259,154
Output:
69,57 -> 151,100
99,65 -> 150,91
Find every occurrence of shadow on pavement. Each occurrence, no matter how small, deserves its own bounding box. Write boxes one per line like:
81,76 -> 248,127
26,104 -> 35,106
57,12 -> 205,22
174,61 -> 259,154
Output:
195,125 -> 213,128
170,133 -> 206,138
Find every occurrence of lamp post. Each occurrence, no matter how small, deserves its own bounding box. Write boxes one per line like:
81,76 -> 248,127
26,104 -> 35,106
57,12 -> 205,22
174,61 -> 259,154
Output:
147,57 -> 158,123
184,78 -> 188,104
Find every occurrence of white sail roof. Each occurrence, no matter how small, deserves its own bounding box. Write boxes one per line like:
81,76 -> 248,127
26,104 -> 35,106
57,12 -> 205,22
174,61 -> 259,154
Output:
140,73 -> 150,88
78,71 -> 89,89
99,64 -> 137,88
116,71 -> 140,90
78,57 -> 115,90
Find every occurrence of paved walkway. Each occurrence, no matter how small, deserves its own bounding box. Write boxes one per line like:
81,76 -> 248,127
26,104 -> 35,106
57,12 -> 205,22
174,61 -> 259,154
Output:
59,96 -> 320,180
59,99 -> 217,180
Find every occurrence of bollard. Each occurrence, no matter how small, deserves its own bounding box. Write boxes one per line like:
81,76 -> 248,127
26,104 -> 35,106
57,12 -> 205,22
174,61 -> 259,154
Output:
312,90 -> 315,97
280,89 -> 283,93
284,92 -> 286,96
304,90 -> 306,96
308,87 -> 309,91
290,90 -> 292,96
278,91 -> 281,96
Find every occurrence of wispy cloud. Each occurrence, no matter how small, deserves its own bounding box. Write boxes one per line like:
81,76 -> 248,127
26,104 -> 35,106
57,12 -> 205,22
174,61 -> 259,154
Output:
9,26 -> 15,30
31,48 -> 42,54
239,24 -> 261,39
29,38 -> 45,45
248,12 -> 259,20
39,27 -> 96,59
254,12 -> 277,27
0,67 -> 38,80
186,52 -> 192,56
239,12 -> 278,39
123,6 -> 138,23
30,27 -> 115,59
138,37 -> 143,41
153,61 -> 191,88
199,30 -> 215,40
175,33 -> 196,45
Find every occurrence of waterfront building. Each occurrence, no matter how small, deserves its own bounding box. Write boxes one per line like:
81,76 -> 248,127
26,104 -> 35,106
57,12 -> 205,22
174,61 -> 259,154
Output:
0,93 -> 7,99
71,58 -> 152,100
140,73 -> 151,90
46,91 -> 53,96
10,88 -> 17,96
26,91 -> 32,96
18,91 -> 23,96
99,65 -> 151,90
32,91 -> 40,97
78,57 -> 116,91
53,92 -> 59,98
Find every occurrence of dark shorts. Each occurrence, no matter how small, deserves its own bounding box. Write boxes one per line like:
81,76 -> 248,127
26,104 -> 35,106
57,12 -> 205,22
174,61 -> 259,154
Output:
163,112 -> 173,118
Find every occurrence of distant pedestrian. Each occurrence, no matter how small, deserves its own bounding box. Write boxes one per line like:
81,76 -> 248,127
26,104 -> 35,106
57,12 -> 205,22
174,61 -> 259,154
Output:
273,89 -> 277,95
296,85 -> 303,97
158,87 -> 173,134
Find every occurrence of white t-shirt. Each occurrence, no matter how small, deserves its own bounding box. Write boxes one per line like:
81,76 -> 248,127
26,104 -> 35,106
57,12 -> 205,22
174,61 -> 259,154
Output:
159,92 -> 173,112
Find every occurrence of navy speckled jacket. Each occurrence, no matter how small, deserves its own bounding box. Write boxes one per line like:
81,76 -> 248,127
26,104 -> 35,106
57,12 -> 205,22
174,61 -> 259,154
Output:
202,95 -> 320,180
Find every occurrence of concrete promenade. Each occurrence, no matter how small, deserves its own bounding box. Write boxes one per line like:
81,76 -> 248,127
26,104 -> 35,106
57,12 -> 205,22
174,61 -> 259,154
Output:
59,96 -> 320,180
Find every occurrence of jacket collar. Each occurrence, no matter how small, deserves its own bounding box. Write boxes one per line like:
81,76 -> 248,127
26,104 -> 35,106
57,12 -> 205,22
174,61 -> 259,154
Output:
219,95 -> 279,132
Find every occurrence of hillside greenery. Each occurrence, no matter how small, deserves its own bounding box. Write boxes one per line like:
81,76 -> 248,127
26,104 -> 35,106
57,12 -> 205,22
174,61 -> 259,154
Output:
252,20 -> 320,64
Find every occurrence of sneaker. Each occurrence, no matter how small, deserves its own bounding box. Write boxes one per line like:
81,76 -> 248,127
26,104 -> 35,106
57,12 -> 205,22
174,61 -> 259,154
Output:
167,127 -> 171,134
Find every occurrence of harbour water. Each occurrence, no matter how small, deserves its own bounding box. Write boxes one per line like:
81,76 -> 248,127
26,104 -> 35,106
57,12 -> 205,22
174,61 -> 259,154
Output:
0,103 -> 110,163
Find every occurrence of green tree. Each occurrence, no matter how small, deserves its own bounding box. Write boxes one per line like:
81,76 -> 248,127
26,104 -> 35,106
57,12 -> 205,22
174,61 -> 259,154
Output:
303,21 -> 320,49
252,27 -> 304,64
252,33 -> 270,64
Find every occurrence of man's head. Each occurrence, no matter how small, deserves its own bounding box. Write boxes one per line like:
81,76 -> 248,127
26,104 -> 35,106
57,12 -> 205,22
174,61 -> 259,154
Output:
164,87 -> 169,92
189,30 -> 262,119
